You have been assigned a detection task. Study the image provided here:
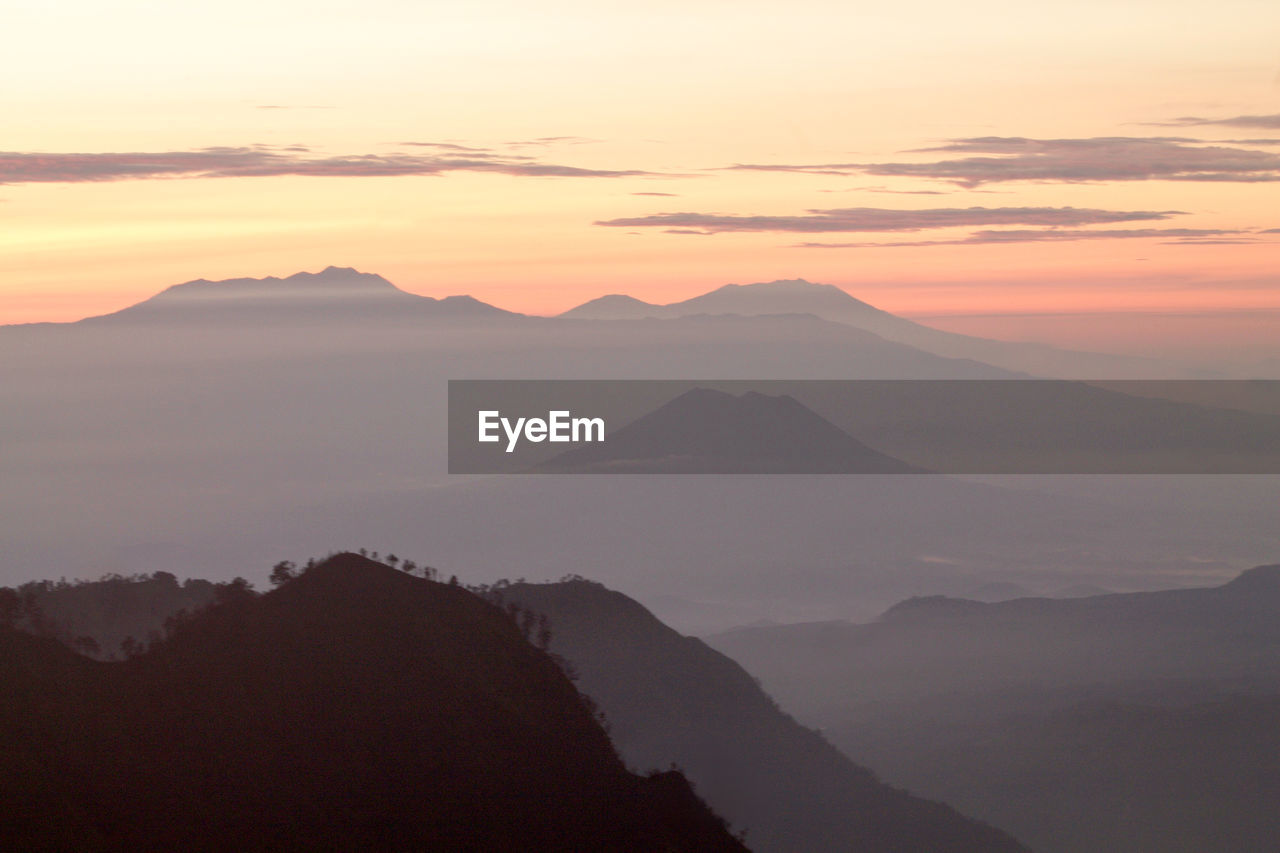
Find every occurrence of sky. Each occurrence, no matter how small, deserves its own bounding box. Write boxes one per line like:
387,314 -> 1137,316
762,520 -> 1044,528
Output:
3,0 -> 1279,348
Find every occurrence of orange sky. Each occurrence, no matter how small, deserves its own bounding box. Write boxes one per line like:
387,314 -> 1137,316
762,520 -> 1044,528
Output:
3,0 -> 1279,331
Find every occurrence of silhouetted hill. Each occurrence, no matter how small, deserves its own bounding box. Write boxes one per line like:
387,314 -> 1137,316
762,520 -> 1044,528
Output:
559,278 -> 1193,378
15,571 -> 224,658
707,563 -> 1280,853
501,579 -> 1027,853
0,554 -> 745,851
81,266 -> 519,325
712,564 -> 1280,708
536,388 -> 919,473
561,293 -> 656,317
789,379 -> 1280,473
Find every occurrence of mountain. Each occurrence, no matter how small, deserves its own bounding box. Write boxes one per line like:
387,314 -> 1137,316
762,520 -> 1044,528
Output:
80,266 -> 518,324
499,578 -> 1028,853
3,266 -> 1276,624
706,564 -> 1280,853
785,379 -> 1280,474
0,554 -> 746,851
14,571 -> 225,658
560,279 -> 1195,378
535,387 -> 920,473
709,563 -> 1280,710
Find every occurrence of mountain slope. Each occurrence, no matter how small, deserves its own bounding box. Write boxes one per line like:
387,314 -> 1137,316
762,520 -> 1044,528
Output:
0,554 -> 745,851
536,387 -> 920,473
501,579 -> 1027,853
561,278 -> 1192,378
80,266 -> 518,325
707,564 -> 1280,853
709,564 -> 1280,711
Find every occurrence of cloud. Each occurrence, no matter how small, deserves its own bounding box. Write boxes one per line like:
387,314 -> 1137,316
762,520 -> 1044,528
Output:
793,228 -> 1253,248
506,136 -> 601,148
1146,114 -> 1280,130
0,146 -> 657,184
864,137 -> 1280,187
399,141 -> 496,153
725,163 -> 862,176
596,206 -> 1184,234
632,191 -> 679,196
729,137 -> 1280,187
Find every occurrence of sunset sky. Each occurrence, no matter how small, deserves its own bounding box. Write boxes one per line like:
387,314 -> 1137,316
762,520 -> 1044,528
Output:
4,0 -> 1279,343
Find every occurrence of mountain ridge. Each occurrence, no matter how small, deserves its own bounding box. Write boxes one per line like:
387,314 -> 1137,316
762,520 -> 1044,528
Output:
0,553 -> 746,851
499,577 -> 1028,853
561,278 -> 1196,378
78,265 -> 520,324
536,387 -> 921,473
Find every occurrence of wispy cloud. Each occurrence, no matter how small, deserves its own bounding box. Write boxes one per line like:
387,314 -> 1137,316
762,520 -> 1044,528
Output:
399,141 -> 497,153
728,137 -> 1280,187
506,136 -> 601,148
794,228 -> 1255,248
724,162 -> 863,176
1145,114 -> 1280,130
870,137 -> 1280,186
596,206 -> 1184,234
0,146 -> 658,184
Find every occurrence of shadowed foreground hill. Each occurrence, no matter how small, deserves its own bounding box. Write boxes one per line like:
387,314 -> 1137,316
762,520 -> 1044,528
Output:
0,555 -> 745,851
501,579 -> 1027,853
13,570 -> 224,658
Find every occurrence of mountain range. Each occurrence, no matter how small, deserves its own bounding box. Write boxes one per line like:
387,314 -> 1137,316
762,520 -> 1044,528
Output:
559,278 -> 1196,379
6,561 -> 1029,852
499,578 -> 1026,852
80,266 -> 518,325
0,554 -> 746,850
2,266 -> 1278,623
534,388 -> 920,473
707,564 -> 1280,852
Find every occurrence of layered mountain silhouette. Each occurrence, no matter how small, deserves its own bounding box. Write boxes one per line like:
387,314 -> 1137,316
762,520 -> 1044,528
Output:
710,563 -> 1280,714
0,554 -> 745,851
81,266 -> 518,324
708,564 -> 1280,852
499,578 -> 1027,853
13,570 -> 224,658
785,379 -> 1280,473
535,388 -> 920,473
561,278 -> 1192,378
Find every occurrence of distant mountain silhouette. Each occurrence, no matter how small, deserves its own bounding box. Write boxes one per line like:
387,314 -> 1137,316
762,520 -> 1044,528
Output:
14,571 -> 224,658
536,388 -> 920,473
561,278 -> 1193,378
712,563 -> 1280,705
708,564 -> 1280,853
81,266 -> 518,324
0,554 -> 745,851
789,379 -> 1280,473
500,578 -> 1027,853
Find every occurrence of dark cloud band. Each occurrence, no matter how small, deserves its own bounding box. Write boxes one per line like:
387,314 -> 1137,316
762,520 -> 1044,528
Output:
0,146 -> 654,184
728,137 -> 1280,187
596,206 -> 1184,234
794,228 -> 1256,249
